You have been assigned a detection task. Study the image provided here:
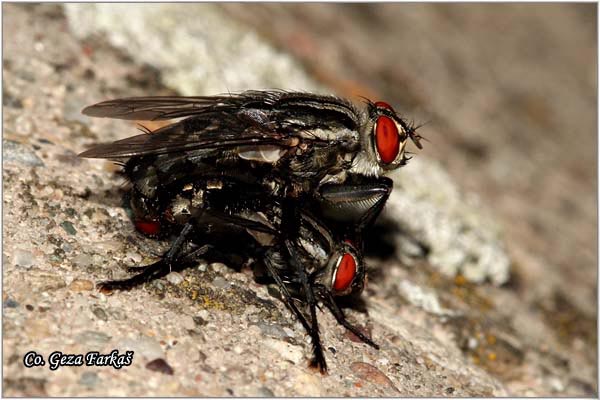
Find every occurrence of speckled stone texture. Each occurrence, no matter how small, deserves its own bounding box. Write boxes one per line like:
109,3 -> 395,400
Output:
3,3 -> 596,397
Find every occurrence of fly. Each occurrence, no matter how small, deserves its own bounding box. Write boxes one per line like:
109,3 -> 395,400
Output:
79,90 -> 422,373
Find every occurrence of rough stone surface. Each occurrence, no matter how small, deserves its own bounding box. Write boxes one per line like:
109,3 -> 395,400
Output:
388,157 -> 511,285
3,3 -> 596,397
63,3 -> 319,96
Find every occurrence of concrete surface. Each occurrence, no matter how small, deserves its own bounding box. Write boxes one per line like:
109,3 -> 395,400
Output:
3,3 -> 596,396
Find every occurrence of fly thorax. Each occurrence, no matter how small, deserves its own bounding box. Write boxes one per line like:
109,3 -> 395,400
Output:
297,127 -> 357,143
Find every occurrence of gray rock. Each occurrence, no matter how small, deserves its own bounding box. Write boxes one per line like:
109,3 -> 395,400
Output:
71,253 -> 94,268
255,386 -> 275,397
75,331 -> 111,346
91,306 -> 108,321
211,276 -> 230,290
79,372 -> 100,388
63,4 -> 320,95
3,140 -> 44,167
165,272 -> 184,285
387,157 -> 511,285
209,262 -> 228,274
60,221 -> 77,236
397,279 -> 456,316
3,298 -> 19,308
13,249 -> 35,269
256,322 -> 288,340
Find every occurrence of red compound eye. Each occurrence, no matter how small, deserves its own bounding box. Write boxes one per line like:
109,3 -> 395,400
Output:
135,220 -> 161,236
333,253 -> 357,292
375,115 -> 400,164
374,101 -> 394,111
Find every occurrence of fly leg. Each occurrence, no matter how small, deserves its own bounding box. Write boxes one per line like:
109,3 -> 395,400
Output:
316,286 -> 379,349
282,197 -> 328,373
98,223 -> 194,291
285,241 -> 327,374
200,208 -> 315,338
262,251 -> 313,336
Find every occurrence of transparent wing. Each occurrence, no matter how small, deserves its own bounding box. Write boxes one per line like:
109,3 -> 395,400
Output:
78,118 -> 291,158
80,91 -> 361,159
82,90 -> 359,122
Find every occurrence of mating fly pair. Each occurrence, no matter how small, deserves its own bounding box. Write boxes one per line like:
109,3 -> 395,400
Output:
80,90 -> 422,372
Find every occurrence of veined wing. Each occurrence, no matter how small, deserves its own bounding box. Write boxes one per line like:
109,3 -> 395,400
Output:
79,115 -> 294,158
80,91 -> 362,159
82,90 -> 360,127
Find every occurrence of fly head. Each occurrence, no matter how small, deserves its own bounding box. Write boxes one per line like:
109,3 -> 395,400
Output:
316,240 -> 365,297
354,100 -> 423,176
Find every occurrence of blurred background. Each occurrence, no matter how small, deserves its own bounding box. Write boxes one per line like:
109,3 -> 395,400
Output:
3,3 -> 597,396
